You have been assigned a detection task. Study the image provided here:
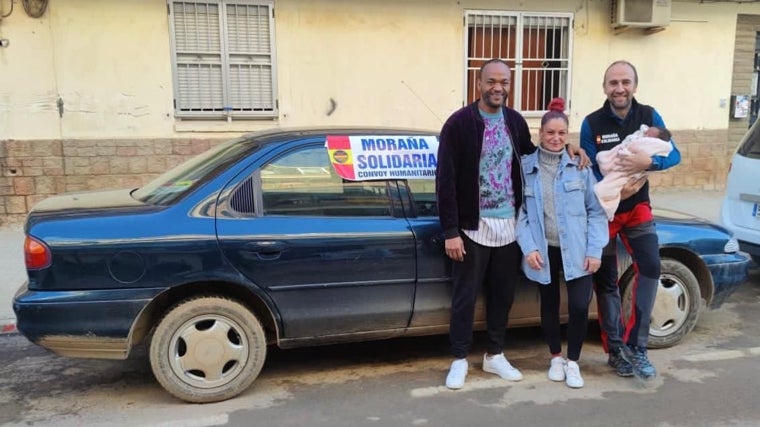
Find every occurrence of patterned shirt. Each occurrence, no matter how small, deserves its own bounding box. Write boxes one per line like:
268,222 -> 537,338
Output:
463,109 -> 517,247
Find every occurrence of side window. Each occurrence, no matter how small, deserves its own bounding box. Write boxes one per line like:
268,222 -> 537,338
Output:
260,145 -> 393,217
406,179 -> 438,217
229,178 -> 256,214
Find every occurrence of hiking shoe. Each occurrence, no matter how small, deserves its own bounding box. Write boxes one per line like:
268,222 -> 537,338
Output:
445,358 -> 468,389
608,347 -> 634,377
564,360 -> 584,389
620,345 -> 657,381
483,353 -> 523,381
548,356 -> 566,382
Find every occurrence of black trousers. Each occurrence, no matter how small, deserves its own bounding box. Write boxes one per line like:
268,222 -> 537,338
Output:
538,246 -> 594,361
449,234 -> 521,359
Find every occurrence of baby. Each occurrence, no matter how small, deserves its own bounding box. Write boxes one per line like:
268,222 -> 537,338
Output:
594,125 -> 673,220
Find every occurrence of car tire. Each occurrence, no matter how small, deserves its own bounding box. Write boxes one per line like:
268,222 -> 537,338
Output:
620,258 -> 701,349
149,296 -> 267,403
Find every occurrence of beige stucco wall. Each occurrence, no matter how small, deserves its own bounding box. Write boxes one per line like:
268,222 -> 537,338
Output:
2,0 -> 760,139
272,0 -> 460,131
0,0 -> 175,138
573,0 -> 737,131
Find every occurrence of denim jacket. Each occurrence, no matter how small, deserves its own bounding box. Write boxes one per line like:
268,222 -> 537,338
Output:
515,149 -> 609,284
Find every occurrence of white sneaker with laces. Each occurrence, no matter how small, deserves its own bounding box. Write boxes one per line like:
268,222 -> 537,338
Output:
445,358 -> 468,389
482,353 -> 523,382
564,360 -> 584,388
548,356 -> 566,382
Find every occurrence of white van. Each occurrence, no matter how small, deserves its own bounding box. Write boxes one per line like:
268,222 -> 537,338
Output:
720,119 -> 760,264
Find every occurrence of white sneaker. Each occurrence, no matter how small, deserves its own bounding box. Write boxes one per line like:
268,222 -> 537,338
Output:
482,353 -> 523,382
548,356 -> 566,382
564,360 -> 584,388
445,358 -> 468,389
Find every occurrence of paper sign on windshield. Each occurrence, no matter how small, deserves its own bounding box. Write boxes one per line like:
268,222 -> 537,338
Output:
325,135 -> 439,181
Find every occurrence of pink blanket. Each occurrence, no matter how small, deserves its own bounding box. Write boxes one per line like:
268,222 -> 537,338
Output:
594,132 -> 672,220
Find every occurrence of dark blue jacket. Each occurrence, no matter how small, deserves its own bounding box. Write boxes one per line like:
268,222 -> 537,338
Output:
580,98 -> 681,214
436,101 -> 536,239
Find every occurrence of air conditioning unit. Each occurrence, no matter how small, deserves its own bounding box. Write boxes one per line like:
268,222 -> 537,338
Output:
611,0 -> 671,28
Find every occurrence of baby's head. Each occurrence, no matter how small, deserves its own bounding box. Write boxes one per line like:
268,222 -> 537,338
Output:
645,126 -> 672,142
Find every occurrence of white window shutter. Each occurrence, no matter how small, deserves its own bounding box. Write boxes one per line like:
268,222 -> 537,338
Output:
225,3 -> 275,112
169,0 -> 277,118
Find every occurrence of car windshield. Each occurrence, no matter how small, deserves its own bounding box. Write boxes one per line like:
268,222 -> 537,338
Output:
132,136 -> 259,205
737,119 -> 760,159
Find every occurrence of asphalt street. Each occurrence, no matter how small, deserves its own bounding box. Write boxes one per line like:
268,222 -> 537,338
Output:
1,272 -> 759,426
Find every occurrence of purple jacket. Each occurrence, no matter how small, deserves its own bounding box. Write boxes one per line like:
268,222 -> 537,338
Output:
435,101 -> 536,239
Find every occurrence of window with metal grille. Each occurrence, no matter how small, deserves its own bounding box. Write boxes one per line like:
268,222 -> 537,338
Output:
465,11 -> 573,114
168,0 -> 277,119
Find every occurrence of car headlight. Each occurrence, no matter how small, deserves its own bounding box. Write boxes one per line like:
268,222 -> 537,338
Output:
724,237 -> 740,253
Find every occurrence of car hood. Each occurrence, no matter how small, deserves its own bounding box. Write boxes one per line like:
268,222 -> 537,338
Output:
653,207 -> 733,235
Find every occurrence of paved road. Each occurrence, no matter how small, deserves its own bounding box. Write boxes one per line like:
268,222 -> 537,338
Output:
1,274 -> 758,427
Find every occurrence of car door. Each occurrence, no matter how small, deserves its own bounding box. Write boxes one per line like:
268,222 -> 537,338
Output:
400,179 -> 547,329
216,141 -> 416,339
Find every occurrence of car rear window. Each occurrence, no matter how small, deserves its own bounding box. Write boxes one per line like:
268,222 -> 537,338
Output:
133,137 -> 259,205
737,119 -> 760,159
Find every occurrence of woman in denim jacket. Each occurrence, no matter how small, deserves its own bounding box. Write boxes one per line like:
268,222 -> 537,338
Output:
515,98 -> 608,389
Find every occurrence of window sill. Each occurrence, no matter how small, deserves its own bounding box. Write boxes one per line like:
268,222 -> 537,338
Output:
174,118 -> 279,133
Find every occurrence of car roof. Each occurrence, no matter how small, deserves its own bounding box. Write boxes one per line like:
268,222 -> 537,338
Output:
240,127 -> 440,146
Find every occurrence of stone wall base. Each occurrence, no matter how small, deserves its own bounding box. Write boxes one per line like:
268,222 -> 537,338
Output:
0,138 -> 225,226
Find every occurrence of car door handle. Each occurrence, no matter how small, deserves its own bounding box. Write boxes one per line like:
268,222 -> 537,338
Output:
244,241 -> 287,260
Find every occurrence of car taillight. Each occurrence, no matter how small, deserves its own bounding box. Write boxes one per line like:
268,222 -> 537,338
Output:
25,236 -> 51,269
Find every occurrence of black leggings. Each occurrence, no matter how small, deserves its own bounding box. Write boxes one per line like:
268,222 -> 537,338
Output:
538,246 -> 594,361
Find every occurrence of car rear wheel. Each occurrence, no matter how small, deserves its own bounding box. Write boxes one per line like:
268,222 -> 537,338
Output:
149,296 -> 267,403
620,258 -> 701,349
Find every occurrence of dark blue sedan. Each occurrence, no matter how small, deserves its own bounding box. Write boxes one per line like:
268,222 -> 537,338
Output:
13,128 -> 750,403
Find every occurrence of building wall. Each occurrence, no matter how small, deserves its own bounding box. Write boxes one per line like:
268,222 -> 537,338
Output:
729,14 -> 760,153
0,0 -> 757,224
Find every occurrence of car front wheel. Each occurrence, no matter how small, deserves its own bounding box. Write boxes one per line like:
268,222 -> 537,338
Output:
149,296 -> 267,403
620,258 -> 702,349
